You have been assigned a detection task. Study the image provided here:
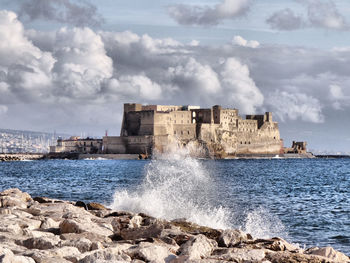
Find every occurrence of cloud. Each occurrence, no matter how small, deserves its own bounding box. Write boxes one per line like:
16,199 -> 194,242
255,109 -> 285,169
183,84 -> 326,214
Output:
219,58 -> 263,113
306,0 -> 347,30
168,57 -> 221,96
4,9 -> 350,135
52,27 -> 113,99
0,10 -> 55,102
18,0 -> 104,27
233,35 -> 259,48
168,0 -> 250,26
266,8 -> 305,30
267,91 -> 324,123
266,0 -> 348,31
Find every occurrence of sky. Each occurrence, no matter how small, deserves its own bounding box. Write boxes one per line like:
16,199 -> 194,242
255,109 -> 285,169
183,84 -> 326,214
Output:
0,0 -> 350,153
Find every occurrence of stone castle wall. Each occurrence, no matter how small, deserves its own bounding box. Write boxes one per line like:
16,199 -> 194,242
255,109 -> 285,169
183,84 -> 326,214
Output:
105,103 -> 283,157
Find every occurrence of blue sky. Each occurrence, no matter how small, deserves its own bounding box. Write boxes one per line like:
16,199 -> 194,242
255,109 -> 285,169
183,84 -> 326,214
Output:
1,0 -> 350,153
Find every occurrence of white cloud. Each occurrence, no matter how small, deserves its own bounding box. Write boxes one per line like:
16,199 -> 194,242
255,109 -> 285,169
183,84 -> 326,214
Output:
233,35 -> 260,48
52,27 -> 113,99
266,0 -> 348,31
220,58 -> 263,113
168,57 -> 221,95
19,0 -> 104,27
168,0 -> 250,26
0,10 -> 55,101
267,91 -> 324,123
266,8 -> 305,31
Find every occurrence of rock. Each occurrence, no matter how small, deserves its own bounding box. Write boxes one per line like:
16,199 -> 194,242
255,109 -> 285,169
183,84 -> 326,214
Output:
306,246 -> 350,262
0,196 -> 28,209
179,234 -> 217,260
19,236 -> 60,250
211,247 -> 267,262
0,188 -> 32,202
25,246 -> 81,263
126,242 -> 177,263
265,237 -> 300,252
119,220 -> 166,240
78,247 -> 132,263
59,218 -> 114,237
128,215 -> 143,228
75,201 -> 88,210
40,217 -> 60,230
265,250 -> 332,263
218,229 -> 249,247
87,202 -> 108,210
60,237 -> 92,253
171,220 -> 222,241
60,232 -> 112,244
0,247 -> 36,263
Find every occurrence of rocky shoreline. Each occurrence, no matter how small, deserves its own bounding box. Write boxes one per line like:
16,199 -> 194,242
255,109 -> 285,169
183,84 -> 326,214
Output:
0,188 -> 349,263
0,154 -> 44,162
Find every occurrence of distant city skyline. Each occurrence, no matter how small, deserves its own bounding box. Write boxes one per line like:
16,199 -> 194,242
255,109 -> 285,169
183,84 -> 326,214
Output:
0,0 -> 350,153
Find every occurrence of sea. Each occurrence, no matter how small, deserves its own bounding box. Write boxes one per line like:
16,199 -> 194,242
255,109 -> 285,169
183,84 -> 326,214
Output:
1,150 -> 350,255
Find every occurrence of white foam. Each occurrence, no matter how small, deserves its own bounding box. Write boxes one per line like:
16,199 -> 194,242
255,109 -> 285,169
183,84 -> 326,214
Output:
244,206 -> 287,239
109,143 -> 231,229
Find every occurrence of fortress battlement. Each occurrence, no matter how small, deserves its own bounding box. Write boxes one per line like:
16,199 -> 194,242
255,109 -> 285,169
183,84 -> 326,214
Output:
104,103 -> 283,157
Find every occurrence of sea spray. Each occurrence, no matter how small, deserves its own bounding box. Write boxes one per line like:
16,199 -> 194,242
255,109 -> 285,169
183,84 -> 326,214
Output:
244,206 -> 287,239
109,144 -> 288,237
109,144 -> 231,229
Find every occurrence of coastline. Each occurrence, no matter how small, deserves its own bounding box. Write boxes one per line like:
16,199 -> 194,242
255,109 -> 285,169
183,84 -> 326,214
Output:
0,152 -> 319,161
0,188 -> 349,262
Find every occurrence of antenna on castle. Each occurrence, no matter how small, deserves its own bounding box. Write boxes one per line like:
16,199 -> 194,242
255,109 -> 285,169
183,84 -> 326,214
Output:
105,129 -> 108,137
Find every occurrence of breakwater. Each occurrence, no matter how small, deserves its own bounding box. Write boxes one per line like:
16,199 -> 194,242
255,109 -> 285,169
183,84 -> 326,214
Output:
0,188 -> 349,262
0,153 -> 44,162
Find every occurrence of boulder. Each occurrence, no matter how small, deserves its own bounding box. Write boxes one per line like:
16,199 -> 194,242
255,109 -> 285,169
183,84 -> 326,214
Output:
179,234 -> 217,260
306,246 -> 350,262
0,247 -> 36,263
59,219 -> 114,237
25,246 -> 81,263
126,242 -> 177,263
19,236 -> 61,250
87,202 -> 108,210
60,237 -> 93,253
218,229 -> 249,247
0,188 -> 32,203
211,247 -> 267,262
119,220 -> 166,240
78,247 -> 132,263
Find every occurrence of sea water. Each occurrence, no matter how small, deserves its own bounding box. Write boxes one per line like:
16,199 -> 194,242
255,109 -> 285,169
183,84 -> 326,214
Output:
1,153 -> 350,254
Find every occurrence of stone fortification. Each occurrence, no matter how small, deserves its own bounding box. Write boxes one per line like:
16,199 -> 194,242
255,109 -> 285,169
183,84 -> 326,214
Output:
103,103 -> 283,158
0,188 -> 349,262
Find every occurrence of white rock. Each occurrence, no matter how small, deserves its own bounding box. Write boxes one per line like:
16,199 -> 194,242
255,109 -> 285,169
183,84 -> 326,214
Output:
211,248 -> 266,262
59,219 -> 114,237
0,247 -> 35,263
218,229 -> 248,247
307,246 -> 350,262
179,234 -> 217,260
126,243 -> 177,263
78,247 -> 131,263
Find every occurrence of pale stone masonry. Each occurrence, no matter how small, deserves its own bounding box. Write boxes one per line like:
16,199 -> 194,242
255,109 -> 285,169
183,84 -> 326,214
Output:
103,103 -> 283,157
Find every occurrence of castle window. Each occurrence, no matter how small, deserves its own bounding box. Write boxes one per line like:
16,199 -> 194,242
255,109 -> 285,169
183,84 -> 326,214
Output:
274,137 -> 276,139
188,131 -> 190,135
240,142 -> 242,144
174,131 -> 176,135
192,119 -> 196,123
181,131 -> 183,135
174,120 -> 176,124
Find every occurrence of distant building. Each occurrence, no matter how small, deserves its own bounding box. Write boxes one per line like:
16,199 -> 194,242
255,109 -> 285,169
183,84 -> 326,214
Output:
102,103 -> 284,157
50,137 -> 102,154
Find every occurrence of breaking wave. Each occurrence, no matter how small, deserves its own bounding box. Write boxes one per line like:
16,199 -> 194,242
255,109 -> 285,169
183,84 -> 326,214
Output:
109,144 -> 287,236
109,144 -> 231,229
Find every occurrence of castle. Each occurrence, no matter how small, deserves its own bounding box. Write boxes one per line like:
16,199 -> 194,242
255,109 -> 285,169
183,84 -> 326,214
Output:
102,103 -> 283,157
